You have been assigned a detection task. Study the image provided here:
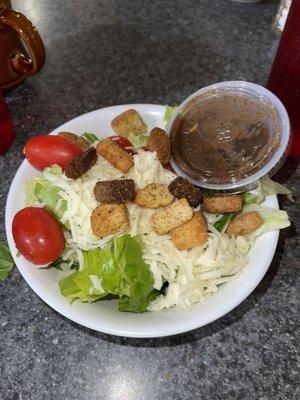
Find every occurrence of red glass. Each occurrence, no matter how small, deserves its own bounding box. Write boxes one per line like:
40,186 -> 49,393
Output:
267,1 -> 300,157
0,91 -> 15,154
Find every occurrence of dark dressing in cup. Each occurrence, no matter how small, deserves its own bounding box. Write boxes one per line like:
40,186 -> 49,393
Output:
170,88 -> 281,185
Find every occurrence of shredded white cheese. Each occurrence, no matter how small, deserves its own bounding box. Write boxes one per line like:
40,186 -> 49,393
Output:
43,149 -> 251,311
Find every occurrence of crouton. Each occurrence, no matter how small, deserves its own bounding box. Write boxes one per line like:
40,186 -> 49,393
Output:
145,127 -> 171,165
111,109 -> 147,138
150,198 -> 193,235
202,195 -> 242,214
226,211 -> 264,237
96,138 -> 134,173
170,212 -> 208,250
58,132 -> 90,151
65,148 -> 98,179
168,176 -> 202,207
91,204 -> 130,237
134,183 -> 174,209
94,179 -> 135,203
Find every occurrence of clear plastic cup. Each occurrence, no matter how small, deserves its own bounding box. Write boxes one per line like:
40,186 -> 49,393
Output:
167,81 -> 291,193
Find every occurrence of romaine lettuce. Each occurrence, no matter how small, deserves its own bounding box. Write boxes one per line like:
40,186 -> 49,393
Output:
45,166 -> 63,176
241,192 -> 254,205
58,249 -> 116,303
35,183 -> 67,221
128,133 -> 148,149
214,177 -> 292,233
25,167 -> 67,224
111,235 -> 157,312
82,132 -> 98,143
242,204 -> 290,240
58,272 -> 104,303
25,177 -> 45,205
242,177 -> 294,206
213,212 -> 236,232
163,105 -> 178,125
260,177 -> 294,202
58,235 -> 158,312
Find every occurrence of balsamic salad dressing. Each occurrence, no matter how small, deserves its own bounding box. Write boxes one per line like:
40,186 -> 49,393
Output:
170,89 -> 281,184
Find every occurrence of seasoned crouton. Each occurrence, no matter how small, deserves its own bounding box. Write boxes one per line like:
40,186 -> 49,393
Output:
58,132 -> 90,151
170,212 -> 208,250
111,109 -> 147,138
202,195 -> 242,214
96,138 -> 134,173
226,211 -> 264,237
150,198 -> 193,235
169,177 -> 202,207
65,148 -> 98,179
91,204 -> 129,237
146,128 -> 171,165
134,183 -> 174,208
94,179 -> 135,204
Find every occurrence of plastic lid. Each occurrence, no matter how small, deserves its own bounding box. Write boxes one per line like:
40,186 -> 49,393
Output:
167,81 -> 291,193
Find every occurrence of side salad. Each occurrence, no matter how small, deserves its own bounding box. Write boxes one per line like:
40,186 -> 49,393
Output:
10,106 -> 292,312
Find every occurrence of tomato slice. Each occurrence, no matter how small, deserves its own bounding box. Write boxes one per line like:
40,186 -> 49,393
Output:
24,135 -> 81,170
110,136 -> 134,154
12,207 -> 65,265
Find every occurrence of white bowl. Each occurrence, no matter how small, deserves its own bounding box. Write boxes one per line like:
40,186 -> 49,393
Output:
5,104 -> 279,338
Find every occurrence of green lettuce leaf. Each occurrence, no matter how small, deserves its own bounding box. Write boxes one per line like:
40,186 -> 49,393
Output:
128,132 -> 148,149
163,105 -> 178,125
242,204 -> 290,240
0,241 -> 14,282
119,290 -> 159,313
25,177 -> 45,205
241,177 -> 294,206
241,180 -> 266,205
58,248 -> 120,303
25,172 -> 67,225
241,192 -> 261,205
35,183 -> 67,222
239,175 -> 294,208
41,257 -> 79,271
45,166 -> 63,176
213,213 -> 236,232
84,249 -> 120,294
260,177 -> 294,202
58,272 -> 102,303
59,235 -> 157,312
82,132 -> 98,143
112,235 -> 157,313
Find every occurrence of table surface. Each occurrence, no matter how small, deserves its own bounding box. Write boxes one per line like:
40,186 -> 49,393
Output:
1,1 -> 299,399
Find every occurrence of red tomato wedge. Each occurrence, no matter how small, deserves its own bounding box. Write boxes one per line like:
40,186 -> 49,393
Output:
110,136 -> 134,154
12,207 -> 65,265
24,135 -> 81,170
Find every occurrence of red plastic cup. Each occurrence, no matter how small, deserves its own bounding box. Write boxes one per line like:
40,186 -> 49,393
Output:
0,91 -> 15,155
267,1 -> 300,157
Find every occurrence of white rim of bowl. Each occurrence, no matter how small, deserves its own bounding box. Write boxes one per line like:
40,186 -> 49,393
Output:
5,104 -> 280,337
167,81 -> 291,191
